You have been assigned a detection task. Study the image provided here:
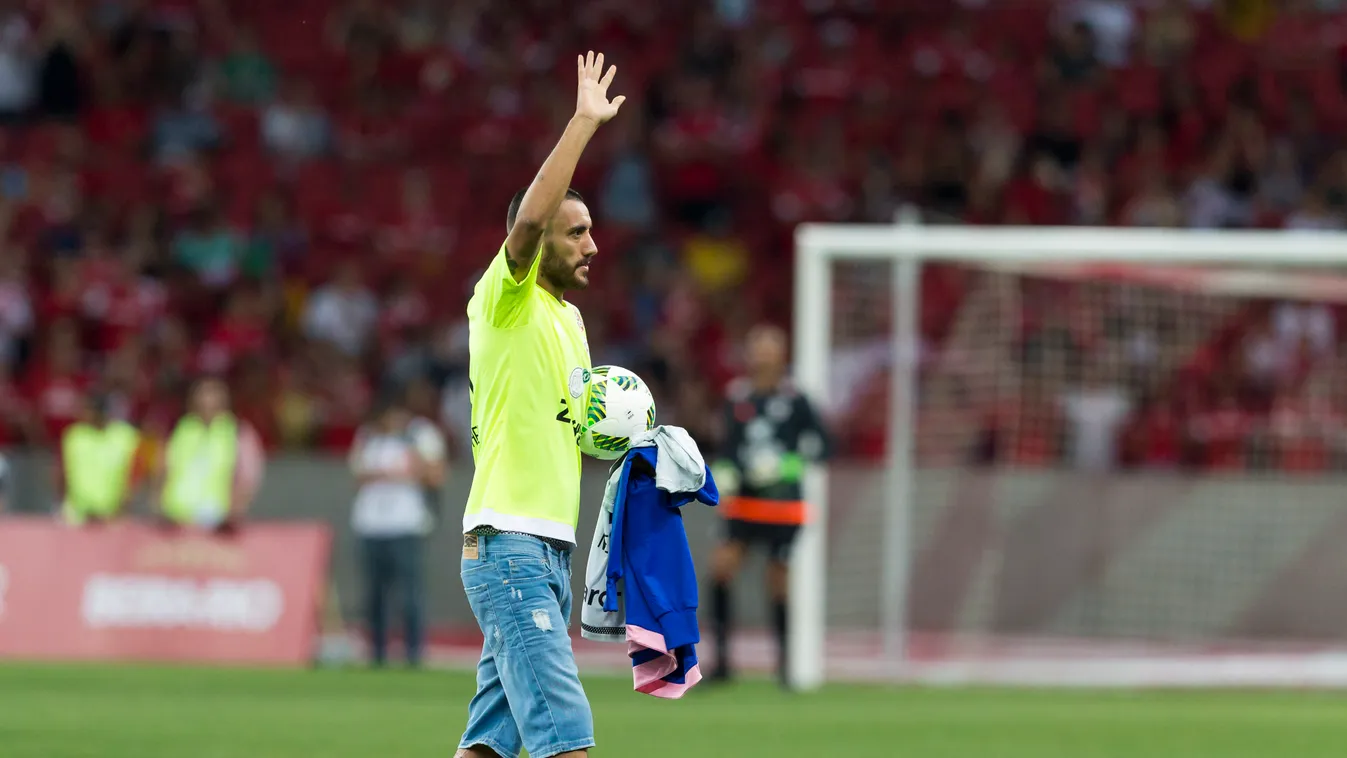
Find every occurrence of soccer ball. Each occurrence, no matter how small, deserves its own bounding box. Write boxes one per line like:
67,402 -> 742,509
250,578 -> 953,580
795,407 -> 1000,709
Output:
578,365 -> 657,460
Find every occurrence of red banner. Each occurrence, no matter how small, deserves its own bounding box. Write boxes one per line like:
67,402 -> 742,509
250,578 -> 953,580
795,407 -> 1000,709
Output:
0,517 -> 332,666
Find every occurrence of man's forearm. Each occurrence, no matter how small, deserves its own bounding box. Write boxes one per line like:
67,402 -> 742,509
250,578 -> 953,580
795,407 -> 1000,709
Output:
417,457 -> 447,488
505,116 -> 599,270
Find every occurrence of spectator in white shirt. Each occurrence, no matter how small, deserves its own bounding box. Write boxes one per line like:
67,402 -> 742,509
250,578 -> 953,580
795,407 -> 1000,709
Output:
1285,191 -> 1344,231
1062,0 -> 1136,67
261,79 -> 331,162
0,8 -> 33,121
349,390 -> 446,668
302,261 -> 378,357
1185,157 -> 1244,229
1060,361 -> 1132,472
1273,301 -> 1335,356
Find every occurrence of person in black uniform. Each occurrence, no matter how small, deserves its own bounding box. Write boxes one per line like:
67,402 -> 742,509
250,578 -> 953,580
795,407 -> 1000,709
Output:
707,324 -> 830,686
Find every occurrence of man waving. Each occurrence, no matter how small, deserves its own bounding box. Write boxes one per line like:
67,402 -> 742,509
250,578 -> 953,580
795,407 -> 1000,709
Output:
456,51 -> 624,758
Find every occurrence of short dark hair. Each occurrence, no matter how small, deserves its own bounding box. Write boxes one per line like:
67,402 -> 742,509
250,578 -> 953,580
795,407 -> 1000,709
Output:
506,187 -> 585,233
370,385 -> 408,420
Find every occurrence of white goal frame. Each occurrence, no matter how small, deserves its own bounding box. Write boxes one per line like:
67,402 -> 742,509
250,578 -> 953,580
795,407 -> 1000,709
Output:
790,223 -> 1347,691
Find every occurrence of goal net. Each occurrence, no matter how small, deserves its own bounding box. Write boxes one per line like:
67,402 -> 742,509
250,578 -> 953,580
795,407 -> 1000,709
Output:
790,222 -> 1347,690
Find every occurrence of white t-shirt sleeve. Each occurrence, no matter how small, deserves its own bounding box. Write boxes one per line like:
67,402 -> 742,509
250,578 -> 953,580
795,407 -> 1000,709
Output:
300,290 -> 330,338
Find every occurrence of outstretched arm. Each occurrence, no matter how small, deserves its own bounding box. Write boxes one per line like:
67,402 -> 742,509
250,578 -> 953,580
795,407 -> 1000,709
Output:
503,50 -> 625,281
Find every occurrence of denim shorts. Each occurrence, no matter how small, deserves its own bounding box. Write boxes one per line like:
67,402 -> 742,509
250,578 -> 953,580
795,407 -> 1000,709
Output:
458,533 -> 595,758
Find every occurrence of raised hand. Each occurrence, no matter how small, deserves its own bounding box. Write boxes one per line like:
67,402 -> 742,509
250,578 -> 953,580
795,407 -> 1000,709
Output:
575,50 -> 625,126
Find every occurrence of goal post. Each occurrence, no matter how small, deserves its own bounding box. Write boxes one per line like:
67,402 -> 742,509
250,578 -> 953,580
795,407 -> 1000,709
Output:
790,222 -> 1347,691
789,236 -> 830,692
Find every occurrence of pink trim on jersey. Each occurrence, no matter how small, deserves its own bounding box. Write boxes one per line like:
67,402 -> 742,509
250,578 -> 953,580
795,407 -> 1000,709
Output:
627,624 -> 700,699
631,653 -> 678,690
625,624 -> 668,654
636,664 -> 702,700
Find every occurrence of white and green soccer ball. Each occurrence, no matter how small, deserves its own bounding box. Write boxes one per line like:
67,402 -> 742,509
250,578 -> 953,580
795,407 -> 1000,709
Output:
578,365 -> 657,460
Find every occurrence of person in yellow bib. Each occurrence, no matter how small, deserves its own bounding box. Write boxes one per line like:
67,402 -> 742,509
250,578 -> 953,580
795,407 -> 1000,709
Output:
56,393 -> 142,526
154,377 -> 265,534
456,51 -> 624,758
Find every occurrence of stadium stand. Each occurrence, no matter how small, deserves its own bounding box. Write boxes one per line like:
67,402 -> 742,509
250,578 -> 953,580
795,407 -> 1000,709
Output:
0,0 -> 1344,471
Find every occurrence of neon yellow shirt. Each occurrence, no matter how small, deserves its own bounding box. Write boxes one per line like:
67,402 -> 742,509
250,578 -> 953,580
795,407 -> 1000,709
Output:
464,242 -> 591,543
62,421 -> 140,521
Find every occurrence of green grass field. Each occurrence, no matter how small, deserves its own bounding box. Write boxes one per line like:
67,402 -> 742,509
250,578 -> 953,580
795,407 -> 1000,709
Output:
3,663 -> 1347,757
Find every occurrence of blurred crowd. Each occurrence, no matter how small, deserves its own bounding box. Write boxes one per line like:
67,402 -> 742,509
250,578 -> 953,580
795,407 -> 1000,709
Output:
0,0 -> 1343,467
880,275 -> 1347,474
